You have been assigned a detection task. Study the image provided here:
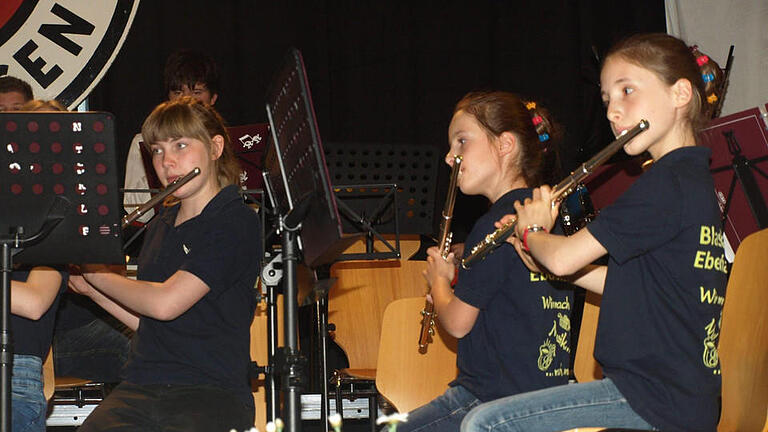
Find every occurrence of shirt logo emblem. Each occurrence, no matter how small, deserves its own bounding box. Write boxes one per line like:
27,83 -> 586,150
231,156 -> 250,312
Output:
183,244 -> 190,255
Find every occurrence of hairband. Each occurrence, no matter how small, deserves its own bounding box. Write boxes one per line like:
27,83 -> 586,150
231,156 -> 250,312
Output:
526,102 -> 536,110
696,55 -> 710,66
707,94 -> 718,104
538,133 -> 550,142
702,73 -> 715,83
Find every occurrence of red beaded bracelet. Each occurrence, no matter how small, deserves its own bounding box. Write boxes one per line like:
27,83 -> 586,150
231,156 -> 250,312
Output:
522,225 -> 548,252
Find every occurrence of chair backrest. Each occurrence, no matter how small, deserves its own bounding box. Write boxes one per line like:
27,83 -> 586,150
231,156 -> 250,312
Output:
328,236 -> 426,370
375,297 -> 458,413
573,290 -> 603,383
43,346 -> 55,401
717,228 -> 768,432
44,345 -> 94,400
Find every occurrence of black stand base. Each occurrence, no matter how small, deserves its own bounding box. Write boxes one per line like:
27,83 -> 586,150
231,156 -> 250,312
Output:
1,243 -> 13,432
277,230 -> 306,432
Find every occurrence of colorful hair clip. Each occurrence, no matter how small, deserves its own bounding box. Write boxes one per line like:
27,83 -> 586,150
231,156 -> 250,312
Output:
696,55 -> 709,66
702,73 -> 714,83
532,115 -> 543,126
538,133 -> 550,142
526,102 -> 536,110
707,94 -> 718,104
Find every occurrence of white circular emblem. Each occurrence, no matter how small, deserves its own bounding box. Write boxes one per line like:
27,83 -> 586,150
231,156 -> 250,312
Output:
0,0 -> 140,109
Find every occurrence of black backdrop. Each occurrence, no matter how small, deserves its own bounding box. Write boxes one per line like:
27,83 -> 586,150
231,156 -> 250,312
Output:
87,0 -> 665,239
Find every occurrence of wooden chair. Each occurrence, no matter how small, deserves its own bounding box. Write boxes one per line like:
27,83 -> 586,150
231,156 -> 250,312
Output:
375,297 -> 458,413
564,228 -> 768,432
43,347 -> 55,402
44,347 -> 109,427
717,228 -> 768,432
328,235 -> 427,374
326,235 -> 427,427
573,290 -> 602,384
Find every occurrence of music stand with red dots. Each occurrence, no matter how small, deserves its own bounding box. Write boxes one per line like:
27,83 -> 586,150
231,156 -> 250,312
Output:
0,111 -> 123,431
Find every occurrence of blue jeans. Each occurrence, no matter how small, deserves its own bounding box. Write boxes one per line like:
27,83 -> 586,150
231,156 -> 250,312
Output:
461,378 -> 657,432
53,318 -> 131,382
397,385 -> 482,432
12,355 -> 46,432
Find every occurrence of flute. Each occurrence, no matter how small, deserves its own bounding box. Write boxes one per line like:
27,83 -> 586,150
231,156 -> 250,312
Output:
419,155 -> 462,353
121,167 -> 201,228
460,119 -> 649,269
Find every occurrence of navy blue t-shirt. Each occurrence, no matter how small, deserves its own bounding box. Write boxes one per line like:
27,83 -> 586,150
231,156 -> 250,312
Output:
588,147 -> 727,432
126,185 -> 261,404
11,267 -> 67,358
452,188 -> 573,402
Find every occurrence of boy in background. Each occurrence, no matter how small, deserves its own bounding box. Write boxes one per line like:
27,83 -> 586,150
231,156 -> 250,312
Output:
0,75 -> 33,111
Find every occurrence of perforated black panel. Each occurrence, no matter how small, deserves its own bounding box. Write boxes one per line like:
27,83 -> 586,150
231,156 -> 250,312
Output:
1,112 -> 123,264
323,142 -> 439,235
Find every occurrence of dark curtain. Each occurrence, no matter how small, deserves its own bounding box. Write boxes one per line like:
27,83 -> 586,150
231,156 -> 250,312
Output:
88,0 -> 665,238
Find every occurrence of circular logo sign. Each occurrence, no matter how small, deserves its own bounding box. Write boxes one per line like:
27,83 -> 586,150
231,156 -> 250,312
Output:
0,0 -> 139,109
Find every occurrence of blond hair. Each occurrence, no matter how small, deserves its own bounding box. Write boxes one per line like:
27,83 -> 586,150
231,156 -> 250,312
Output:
142,97 -> 241,187
21,99 -> 66,112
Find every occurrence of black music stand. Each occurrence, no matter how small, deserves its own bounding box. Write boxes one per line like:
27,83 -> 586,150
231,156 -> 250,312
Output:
230,123 -> 270,192
700,106 -> 768,252
711,130 -> 768,228
322,142 -> 440,260
324,143 -> 439,229
261,48 -> 357,432
710,45 -> 734,120
0,111 -> 123,432
331,184 -> 402,260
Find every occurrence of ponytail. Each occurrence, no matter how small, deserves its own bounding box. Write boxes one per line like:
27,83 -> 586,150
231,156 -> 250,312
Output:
454,92 -> 562,187
690,45 -> 724,122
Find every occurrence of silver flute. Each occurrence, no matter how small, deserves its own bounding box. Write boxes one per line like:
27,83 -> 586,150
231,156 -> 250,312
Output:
419,155 -> 462,352
121,167 -> 201,228
461,119 -> 649,269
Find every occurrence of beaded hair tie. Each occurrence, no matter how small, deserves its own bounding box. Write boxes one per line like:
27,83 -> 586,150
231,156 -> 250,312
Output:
525,101 -> 550,143
690,45 -> 719,105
